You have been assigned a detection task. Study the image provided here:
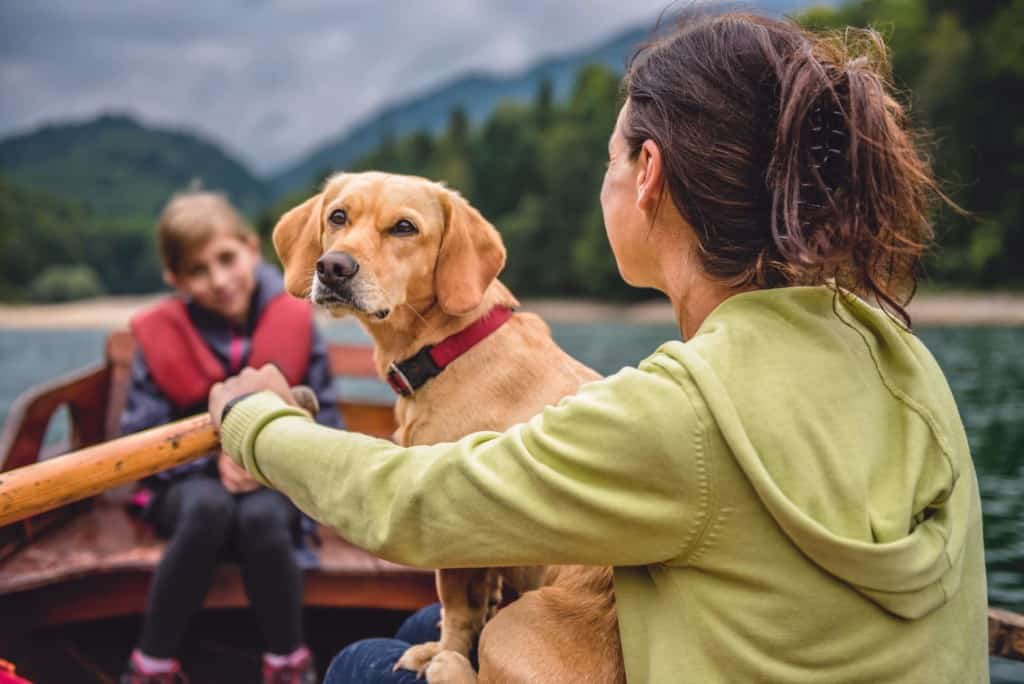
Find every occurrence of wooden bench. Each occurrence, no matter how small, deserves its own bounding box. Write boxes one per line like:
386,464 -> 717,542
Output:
0,331 -> 435,631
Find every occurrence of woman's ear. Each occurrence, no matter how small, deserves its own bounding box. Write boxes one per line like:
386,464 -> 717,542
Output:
435,189 -> 507,315
636,139 -> 664,213
272,192 -> 325,298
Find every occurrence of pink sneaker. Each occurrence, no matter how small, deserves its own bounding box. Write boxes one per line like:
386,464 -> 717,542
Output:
262,646 -> 316,684
120,650 -> 188,684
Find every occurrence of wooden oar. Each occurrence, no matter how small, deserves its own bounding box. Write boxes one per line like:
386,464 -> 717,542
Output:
0,386 -> 319,528
0,414 -> 219,527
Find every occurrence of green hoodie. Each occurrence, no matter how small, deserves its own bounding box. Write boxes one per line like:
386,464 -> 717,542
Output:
222,286 -> 988,682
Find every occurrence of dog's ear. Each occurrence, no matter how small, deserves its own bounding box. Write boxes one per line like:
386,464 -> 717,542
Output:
273,192 -> 325,298
435,189 -> 507,316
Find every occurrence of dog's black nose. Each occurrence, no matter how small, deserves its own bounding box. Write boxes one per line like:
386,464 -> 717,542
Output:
316,251 -> 359,287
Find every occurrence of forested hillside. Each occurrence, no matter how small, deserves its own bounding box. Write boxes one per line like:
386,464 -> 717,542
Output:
0,115 -> 267,297
0,114 -> 267,216
265,0 -> 1024,300
2,0 -> 1020,301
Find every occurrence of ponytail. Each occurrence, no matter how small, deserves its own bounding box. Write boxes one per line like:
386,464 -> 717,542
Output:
624,14 -> 950,326
771,29 -> 940,325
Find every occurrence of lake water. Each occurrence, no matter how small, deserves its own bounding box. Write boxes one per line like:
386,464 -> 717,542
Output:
1,322 -> 1022,680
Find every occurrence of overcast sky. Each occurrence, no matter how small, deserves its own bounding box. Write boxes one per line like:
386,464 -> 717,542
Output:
0,1 -> 682,174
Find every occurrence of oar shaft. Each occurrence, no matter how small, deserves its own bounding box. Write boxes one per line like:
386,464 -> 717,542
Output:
0,415 -> 219,527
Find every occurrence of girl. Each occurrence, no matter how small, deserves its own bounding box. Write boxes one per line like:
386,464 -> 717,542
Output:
122,192 -> 341,684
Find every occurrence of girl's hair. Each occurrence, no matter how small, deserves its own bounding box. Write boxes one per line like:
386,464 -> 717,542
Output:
157,190 -> 255,274
623,12 -> 944,325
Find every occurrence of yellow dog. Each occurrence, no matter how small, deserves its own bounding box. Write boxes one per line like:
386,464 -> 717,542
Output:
272,172 -> 624,683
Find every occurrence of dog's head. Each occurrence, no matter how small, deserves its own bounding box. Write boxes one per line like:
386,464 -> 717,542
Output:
273,172 -> 506,321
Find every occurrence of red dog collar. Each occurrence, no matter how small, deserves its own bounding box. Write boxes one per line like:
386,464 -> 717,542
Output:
386,306 -> 513,396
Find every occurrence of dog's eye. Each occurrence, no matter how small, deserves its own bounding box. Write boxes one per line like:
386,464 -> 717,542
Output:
328,209 -> 347,226
389,219 -> 418,236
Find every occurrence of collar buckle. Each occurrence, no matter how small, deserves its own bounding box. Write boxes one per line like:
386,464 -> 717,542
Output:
386,361 -> 415,397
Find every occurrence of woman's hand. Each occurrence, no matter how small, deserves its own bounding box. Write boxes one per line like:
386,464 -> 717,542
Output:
218,450 -> 261,493
209,364 -> 298,431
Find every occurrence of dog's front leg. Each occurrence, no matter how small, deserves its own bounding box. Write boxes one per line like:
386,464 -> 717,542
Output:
425,651 -> 477,684
395,568 -> 495,677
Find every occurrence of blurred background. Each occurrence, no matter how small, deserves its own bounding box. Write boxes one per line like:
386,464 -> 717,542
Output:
1,1 -> 1023,682
1,0 -> 1021,302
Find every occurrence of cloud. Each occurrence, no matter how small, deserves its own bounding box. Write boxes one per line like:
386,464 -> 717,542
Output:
0,0 -> 672,174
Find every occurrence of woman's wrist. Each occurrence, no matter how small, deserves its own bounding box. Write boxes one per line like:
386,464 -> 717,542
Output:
219,391 -> 312,482
219,392 -> 255,425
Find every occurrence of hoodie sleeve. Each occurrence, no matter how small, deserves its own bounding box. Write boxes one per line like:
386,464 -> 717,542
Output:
220,355 -> 713,569
303,322 -> 345,429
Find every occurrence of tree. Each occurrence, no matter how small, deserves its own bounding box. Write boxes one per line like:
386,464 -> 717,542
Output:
535,79 -> 554,130
447,107 -> 470,152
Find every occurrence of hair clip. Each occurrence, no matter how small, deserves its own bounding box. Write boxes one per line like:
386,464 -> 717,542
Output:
804,101 -> 846,200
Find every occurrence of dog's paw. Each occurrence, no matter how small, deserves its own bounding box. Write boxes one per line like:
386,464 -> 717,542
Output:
394,641 -> 443,678
425,650 -> 476,684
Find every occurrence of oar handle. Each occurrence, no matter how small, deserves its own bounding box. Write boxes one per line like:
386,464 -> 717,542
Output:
0,415 -> 219,527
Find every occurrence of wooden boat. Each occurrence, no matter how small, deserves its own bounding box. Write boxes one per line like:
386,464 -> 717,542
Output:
1,330 -> 1022,680
0,330 -> 435,681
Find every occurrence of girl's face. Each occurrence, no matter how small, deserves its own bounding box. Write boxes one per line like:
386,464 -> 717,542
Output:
167,233 -> 261,325
600,102 -> 656,288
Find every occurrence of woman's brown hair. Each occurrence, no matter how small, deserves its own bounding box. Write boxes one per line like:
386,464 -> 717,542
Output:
623,12 -> 944,325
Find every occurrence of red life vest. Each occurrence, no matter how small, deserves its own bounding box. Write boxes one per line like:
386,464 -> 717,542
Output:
130,294 -> 313,409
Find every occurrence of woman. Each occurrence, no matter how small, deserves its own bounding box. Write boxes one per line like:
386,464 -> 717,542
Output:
210,13 -> 988,683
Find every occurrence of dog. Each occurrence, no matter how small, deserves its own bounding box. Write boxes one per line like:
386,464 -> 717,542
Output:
272,171 -> 625,683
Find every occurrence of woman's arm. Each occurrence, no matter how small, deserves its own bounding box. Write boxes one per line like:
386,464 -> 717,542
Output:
220,355 -> 713,569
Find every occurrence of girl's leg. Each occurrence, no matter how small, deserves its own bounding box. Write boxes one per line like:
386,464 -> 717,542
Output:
234,488 -> 303,655
139,475 -> 235,658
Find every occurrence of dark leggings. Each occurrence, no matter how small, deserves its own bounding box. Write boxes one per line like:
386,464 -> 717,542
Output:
138,474 -> 303,658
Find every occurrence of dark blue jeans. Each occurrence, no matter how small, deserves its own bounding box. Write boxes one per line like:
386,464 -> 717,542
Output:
325,603 -> 478,683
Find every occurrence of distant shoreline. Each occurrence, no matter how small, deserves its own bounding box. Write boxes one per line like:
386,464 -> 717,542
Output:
1,292 -> 1023,329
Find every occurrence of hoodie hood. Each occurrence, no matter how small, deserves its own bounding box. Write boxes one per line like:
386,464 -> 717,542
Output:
658,287 -> 978,619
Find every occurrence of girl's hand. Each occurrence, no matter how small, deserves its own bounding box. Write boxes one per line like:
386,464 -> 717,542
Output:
218,450 -> 261,493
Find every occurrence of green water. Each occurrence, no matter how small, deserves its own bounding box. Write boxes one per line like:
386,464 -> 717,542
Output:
1,323 -> 1022,680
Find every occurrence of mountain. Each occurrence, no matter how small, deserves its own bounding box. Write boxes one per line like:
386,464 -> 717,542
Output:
0,114 -> 269,218
267,25 -> 648,196
267,1 -> 812,197
0,1 -> 816,211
